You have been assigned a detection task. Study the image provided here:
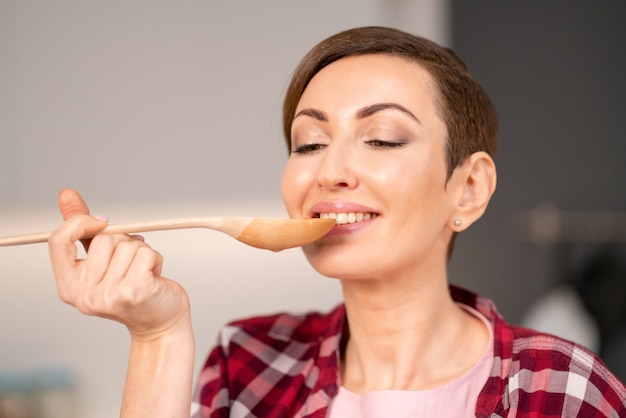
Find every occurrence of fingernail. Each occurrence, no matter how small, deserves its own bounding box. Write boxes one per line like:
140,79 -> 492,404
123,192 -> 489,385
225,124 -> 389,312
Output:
93,215 -> 108,222
131,234 -> 145,241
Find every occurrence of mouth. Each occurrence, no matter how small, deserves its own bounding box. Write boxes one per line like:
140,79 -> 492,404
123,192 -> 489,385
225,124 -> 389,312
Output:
316,212 -> 379,225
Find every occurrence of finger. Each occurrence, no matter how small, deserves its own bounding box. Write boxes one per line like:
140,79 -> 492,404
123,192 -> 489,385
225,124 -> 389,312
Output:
102,238 -> 148,283
81,233 -> 129,286
126,245 -> 164,281
102,244 -> 163,316
58,188 -> 90,220
48,214 -> 109,283
118,246 -> 166,322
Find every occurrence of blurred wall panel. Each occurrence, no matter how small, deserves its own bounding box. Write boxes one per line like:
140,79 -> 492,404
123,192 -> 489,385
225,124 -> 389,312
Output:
448,0 -> 626,374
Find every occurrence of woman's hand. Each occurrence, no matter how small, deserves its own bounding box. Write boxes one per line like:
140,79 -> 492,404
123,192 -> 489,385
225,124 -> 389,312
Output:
48,188 -> 190,340
48,189 -> 195,416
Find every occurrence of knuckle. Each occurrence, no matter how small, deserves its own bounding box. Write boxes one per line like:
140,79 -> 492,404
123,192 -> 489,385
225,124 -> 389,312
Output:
47,229 -> 67,248
113,238 -> 141,256
101,286 -> 120,308
74,294 -> 96,316
48,230 -> 60,245
88,233 -> 115,251
134,244 -> 151,257
137,245 -> 160,263
104,282 -> 142,310
56,287 -> 73,304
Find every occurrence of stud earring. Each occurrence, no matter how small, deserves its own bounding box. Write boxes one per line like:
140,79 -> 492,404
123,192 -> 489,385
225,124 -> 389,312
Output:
454,219 -> 462,227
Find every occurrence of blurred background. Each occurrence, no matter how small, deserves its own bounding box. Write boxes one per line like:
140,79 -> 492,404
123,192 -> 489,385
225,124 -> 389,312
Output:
0,0 -> 624,416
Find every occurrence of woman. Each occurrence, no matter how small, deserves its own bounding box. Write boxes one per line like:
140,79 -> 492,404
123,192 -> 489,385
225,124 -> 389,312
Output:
49,27 -> 625,417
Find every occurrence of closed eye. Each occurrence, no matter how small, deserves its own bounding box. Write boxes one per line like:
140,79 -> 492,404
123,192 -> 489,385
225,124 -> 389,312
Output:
365,139 -> 406,149
292,143 -> 327,155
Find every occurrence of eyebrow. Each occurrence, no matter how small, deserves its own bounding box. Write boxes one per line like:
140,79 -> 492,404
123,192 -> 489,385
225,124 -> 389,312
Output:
293,108 -> 328,122
293,102 -> 420,124
357,103 -> 420,123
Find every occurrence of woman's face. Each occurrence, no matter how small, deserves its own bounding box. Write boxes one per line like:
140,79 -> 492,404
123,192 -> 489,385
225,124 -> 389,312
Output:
281,54 -> 457,280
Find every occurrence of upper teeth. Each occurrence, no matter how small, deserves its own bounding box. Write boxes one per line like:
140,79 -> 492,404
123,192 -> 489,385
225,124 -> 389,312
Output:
319,212 -> 378,225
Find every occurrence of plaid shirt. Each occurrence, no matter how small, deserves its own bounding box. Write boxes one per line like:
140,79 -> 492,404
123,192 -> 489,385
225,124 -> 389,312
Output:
191,286 -> 626,417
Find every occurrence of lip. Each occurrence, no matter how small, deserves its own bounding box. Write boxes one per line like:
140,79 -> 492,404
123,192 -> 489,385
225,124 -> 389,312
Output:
308,201 -> 381,237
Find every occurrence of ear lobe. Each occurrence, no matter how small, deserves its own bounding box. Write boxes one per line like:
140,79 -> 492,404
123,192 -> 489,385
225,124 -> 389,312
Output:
452,152 -> 496,230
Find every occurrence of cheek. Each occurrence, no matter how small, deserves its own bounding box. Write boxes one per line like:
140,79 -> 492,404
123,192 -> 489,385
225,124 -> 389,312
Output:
382,158 -> 448,212
281,159 -> 310,216
370,157 -> 425,199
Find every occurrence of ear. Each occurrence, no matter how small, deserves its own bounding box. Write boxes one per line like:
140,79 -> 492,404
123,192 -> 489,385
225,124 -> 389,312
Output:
448,151 -> 496,232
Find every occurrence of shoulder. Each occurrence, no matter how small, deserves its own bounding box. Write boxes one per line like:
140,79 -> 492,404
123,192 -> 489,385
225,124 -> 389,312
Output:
460,283 -> 626,416
506,325 -> 626,416
216,304 -> 346,349
193,306 -> 345,416
509,325 -> 612,378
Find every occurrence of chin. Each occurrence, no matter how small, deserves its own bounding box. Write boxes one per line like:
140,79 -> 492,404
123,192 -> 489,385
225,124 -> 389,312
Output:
303,245 -> 373,280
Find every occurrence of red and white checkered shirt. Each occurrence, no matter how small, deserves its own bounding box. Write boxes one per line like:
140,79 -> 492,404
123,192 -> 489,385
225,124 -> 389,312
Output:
191,286 -> 626,417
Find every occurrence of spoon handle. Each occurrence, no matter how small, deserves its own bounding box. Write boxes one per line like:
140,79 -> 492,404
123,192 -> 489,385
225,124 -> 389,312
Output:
0,217 -> 244,247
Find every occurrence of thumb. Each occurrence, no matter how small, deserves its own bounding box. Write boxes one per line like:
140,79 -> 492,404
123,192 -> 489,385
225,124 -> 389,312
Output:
58,188 -> 90,220
58,188 -> 96,250
48,214 -> 109,280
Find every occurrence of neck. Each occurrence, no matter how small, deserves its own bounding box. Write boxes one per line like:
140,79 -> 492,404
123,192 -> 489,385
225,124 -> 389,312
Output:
339,273 -> 488,393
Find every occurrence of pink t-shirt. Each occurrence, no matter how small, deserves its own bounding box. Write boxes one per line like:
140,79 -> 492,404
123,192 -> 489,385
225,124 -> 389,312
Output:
328,306 -> 494,417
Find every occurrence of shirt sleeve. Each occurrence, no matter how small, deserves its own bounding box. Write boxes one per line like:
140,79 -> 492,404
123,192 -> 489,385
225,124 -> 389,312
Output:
191,337 -> 232,418
508,334 -> 626,417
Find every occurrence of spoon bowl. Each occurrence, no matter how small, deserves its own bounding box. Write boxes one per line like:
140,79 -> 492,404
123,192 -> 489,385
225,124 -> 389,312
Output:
0,217 -> 336,252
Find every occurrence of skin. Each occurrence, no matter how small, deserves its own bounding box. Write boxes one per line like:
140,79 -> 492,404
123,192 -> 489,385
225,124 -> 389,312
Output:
48,53 -> 496,414
282,54 -> 497,392
49,189 -> 194,417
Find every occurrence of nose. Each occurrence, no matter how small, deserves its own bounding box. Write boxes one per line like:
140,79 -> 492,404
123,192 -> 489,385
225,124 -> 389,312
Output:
316,141 -> 358,191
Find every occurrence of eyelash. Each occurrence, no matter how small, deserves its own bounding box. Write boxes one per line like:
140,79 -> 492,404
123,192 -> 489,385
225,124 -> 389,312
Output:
292,143 -> 326,155
293,139 -> 406,155
365,139 -> 406,149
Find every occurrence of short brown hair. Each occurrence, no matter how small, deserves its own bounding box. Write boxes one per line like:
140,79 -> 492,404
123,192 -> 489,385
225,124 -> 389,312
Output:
282,26 -> 498,180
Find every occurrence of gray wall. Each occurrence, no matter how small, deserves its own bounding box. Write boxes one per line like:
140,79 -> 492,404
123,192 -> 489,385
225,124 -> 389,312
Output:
0,0 -> 449,210
0,2 -> 450,417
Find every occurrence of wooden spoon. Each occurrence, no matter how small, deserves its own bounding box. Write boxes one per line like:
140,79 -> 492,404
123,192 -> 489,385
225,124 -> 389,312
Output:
0,217 -> 336,252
